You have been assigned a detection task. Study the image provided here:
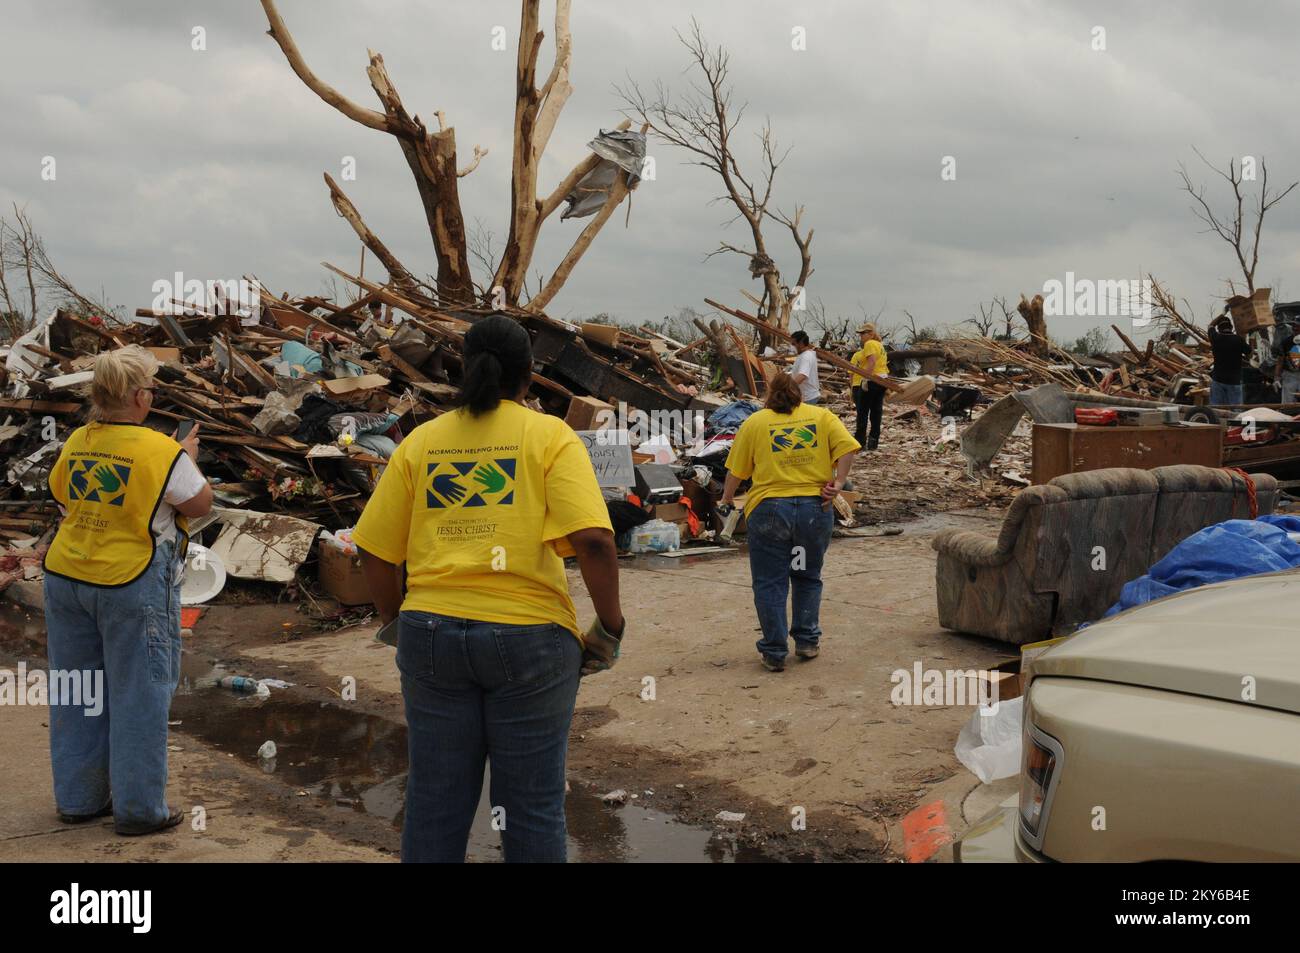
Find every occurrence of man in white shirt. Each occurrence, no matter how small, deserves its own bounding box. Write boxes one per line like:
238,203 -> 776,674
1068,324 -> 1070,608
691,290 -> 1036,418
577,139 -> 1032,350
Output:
789,331 -> 821,405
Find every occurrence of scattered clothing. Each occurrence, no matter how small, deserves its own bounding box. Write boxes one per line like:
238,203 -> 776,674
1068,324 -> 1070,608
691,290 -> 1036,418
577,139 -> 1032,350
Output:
706,400 -> 762,430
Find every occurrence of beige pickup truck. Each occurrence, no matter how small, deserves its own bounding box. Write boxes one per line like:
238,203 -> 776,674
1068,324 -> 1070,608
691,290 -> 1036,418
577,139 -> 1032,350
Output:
956,569 -> 1300,862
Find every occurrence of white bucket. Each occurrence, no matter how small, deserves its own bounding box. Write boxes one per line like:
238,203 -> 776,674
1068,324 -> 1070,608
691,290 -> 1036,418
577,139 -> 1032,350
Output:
180,544 -> 227,605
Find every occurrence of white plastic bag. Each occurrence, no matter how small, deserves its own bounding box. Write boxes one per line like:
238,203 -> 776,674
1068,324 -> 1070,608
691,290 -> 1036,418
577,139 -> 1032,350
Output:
954,696 -> 1023,783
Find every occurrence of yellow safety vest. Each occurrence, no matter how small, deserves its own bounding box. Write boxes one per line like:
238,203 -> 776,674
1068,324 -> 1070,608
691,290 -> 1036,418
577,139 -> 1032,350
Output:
44,422 -> 190,587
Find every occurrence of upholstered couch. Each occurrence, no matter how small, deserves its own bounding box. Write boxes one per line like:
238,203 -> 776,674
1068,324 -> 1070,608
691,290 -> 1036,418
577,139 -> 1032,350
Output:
933,465 -> 1277,644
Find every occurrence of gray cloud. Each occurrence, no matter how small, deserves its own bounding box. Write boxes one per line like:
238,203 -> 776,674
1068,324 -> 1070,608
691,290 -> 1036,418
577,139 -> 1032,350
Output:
3,0 -> 1299,345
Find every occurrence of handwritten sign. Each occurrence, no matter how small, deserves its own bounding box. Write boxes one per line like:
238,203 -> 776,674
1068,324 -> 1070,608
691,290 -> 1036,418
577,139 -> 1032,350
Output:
577,429 -> 635,487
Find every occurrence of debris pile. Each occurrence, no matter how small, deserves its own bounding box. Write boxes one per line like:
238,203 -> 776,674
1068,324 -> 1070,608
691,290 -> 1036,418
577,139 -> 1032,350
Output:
0,279 -> 777,599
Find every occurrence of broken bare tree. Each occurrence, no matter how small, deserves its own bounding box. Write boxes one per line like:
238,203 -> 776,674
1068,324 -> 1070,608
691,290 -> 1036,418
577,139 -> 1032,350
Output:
0,205 -> 119,340
620,19 -> 812,340
1177,149 -> 1298,296
965,296 -> 1017,339
260,0 -> 638,311
1017,293 -> 1048,355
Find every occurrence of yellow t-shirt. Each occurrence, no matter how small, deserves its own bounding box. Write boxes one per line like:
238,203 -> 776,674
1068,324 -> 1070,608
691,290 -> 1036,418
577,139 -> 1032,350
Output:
850,340 -> 889,388
352,401 -> 612,639
724,405 -> 861,518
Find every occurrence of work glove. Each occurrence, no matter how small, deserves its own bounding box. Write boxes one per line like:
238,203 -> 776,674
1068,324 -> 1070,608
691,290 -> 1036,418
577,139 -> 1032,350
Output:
580,616 -> 625,677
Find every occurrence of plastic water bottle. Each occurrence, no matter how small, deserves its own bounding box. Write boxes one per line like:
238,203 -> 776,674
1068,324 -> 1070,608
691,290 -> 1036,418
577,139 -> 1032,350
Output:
219,675 -> 260,693
628,519 -> 681,553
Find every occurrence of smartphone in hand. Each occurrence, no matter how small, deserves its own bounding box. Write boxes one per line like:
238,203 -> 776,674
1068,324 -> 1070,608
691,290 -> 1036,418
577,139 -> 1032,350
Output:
176,419 -> 196,441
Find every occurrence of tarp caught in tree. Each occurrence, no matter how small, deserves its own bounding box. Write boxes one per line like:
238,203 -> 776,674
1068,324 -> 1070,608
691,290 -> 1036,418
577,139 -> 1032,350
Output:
562,129 -> 647,219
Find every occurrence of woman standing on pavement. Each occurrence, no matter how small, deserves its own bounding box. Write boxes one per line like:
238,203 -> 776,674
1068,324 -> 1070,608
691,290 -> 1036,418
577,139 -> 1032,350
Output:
850,323 -> 889,450
354,315 -> 626,863
720,372 -> 860,672
43,345 -> 213,835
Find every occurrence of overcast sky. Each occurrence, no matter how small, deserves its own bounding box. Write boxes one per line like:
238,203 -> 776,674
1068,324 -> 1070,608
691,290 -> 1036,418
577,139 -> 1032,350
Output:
3,0 -> 1299,346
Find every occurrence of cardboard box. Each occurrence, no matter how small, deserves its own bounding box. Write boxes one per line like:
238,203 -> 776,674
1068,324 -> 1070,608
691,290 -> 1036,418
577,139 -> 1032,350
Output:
564,395 -> 614,432
652,501 -> 689,524
146,346 -> 181,365
1228,287 -> 1273,333
318,544 -> 371,606
961,658 -> 1023,707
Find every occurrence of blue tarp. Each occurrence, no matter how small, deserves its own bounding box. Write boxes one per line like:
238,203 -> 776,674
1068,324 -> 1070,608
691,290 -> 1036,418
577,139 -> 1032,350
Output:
1105,515 -> 1300,616
277,341 -> 363,378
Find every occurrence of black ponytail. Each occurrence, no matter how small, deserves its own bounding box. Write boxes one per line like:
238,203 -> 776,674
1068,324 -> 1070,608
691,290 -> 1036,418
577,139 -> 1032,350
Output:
459,315 -> 533,416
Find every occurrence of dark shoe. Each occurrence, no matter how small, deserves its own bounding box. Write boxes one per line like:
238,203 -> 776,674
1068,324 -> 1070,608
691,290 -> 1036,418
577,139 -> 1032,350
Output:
59,801 -> 113,824
116,809 -> 184,837
795,644 -> 820,660
761,655 -> 785,672
867,439 -> 879,451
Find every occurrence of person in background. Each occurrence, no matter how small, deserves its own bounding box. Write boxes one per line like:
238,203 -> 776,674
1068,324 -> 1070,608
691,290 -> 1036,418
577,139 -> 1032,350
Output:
367,298 -> 392,327
354,314 -> 625,863
789,331 -> 821,405
850,323 -> 889,450
1278,344 -> 1300,404
1209,314 -> 1251,406
719,371 -> 860,672
43,346 -> 213,835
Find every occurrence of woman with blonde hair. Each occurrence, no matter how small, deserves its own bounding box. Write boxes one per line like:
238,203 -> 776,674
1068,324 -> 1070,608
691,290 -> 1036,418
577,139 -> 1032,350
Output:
720,371 -> 859,671
43,345 -> 212,835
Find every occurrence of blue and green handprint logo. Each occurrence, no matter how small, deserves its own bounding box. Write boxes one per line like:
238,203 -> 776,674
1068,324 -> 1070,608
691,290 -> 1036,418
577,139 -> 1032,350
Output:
68,458 -> 131,506
769,424 -> 818,453
426,458 -> 517,508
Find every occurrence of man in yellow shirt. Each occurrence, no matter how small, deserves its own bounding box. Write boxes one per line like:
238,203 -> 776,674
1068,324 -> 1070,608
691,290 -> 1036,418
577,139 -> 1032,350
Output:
720,372 -> 860,671
850,323 -> 889,450
353,315 -> 625,863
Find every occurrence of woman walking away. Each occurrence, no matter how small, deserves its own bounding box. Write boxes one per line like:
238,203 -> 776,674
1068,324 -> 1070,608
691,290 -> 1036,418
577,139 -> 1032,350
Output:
43,345 -> 213,835
354,314 -> 625,863
720,372 -> 860,672
850,323 -> 889,450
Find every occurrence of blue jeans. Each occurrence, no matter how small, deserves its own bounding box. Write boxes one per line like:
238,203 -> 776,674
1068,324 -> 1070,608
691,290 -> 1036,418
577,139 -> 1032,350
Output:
1210,380 -> 1242,405
396,611 -> 582,862
745,497 -> 834,662
44,539 -> 182,829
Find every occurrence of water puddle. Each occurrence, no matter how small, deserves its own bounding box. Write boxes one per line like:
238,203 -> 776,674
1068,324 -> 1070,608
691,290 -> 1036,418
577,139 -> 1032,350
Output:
170,655 -> 772,862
